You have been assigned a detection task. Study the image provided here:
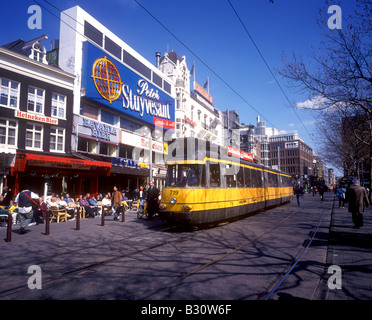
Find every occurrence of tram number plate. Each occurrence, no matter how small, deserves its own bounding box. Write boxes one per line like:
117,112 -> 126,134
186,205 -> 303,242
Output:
170,190 -> 179,196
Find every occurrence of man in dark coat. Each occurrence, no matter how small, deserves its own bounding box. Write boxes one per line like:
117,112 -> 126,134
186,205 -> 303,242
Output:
146,180 -> 159,219
345,178 -> 370,228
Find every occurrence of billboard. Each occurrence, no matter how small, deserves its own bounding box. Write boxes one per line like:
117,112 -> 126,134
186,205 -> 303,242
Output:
82,41 -> 175,130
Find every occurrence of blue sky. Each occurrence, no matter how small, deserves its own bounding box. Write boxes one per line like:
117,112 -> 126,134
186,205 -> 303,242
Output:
0,0 -> 357,173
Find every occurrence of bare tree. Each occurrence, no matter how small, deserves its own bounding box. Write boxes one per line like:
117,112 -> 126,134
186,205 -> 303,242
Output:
279,0 -> 372,192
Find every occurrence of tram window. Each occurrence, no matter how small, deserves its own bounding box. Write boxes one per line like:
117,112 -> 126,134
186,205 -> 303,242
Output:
187,165 -> 205,187
166,164 -> 205,187
244,168 -> 251,187
210,163 -> 220,187
225,164 -> 237,188
237,166 -> 244,188
252,169 -> 259,188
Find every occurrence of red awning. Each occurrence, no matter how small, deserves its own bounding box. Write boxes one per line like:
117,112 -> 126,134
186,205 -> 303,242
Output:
25,153 -> 111,169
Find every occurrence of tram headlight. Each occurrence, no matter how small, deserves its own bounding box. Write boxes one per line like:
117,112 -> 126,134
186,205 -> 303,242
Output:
170,197 -> 177,204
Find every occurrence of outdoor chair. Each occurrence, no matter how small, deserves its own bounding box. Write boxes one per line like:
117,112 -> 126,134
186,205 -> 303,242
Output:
50,208 -> 68,223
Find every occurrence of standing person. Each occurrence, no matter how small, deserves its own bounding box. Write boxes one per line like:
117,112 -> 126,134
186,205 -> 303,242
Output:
15,186 -> 39,234
336,185 -> 346,208
318,184 -> 327,201
294,184 -> 304,206
112,186 -> 122,221
146,180 -> 159,219
345,178 -> 370,228
1,185 -> 13,206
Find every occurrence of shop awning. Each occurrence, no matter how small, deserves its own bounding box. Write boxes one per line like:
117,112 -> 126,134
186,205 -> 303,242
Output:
25,153 -> 111,168
13,153 -> 111,176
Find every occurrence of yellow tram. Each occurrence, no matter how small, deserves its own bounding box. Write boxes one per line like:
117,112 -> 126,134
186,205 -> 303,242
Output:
159,139 -> 293,225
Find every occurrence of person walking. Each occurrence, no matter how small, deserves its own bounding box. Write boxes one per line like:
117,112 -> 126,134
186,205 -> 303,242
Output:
345,178 -> 370,228
336,185 -> 346,208
146,180 -> 159,219
112,186 -> 122,221
15,186 -> 39,234
293,184 -> 304,206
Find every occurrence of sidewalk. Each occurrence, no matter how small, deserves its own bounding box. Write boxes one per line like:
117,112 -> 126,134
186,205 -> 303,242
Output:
320,195 -> 372,300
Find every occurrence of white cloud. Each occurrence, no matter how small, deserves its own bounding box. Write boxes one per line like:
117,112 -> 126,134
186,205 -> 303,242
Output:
296,95 -> 327,110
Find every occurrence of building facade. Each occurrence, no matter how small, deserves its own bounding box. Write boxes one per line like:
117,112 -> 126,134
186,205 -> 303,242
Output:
158,51 -> 225,146
58,6 -> 176,195
0,36 -> 83,197
269,132 -> 313,184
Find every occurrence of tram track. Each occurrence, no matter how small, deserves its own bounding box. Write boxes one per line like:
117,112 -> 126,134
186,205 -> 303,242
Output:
0,197 -> 332,300
257,196 -> 333,300
132,203 -> 307,300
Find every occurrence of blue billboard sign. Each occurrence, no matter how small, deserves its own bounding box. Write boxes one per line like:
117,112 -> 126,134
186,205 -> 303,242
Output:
82,41 -> 175,129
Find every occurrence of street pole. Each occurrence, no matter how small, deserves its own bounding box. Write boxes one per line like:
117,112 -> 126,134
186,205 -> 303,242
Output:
149,129 -> 152,183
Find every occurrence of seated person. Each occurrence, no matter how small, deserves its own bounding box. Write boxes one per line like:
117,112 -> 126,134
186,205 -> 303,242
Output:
48,197 -> 59,209
8,200 -> 18,225
79,195 -> 95,218
101,194 -> 112,214
88,195 -> 101,216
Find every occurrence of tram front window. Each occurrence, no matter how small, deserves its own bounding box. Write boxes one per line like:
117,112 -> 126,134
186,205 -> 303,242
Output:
167,165 -> 204,187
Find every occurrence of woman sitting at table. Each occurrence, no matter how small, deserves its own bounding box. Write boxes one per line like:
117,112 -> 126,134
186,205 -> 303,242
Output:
79,195 -> 95,218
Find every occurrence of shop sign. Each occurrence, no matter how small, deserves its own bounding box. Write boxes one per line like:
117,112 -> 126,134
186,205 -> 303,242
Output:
82,118 -> 117,141
194,82 -> 213,105
121,130 -> 166,154
75,115 -> 119,144
15,110 -> 58,125
184,115 -> 196,127
112,157 -> 139,169
228,146 -> 253,162
82,42 -> 175,129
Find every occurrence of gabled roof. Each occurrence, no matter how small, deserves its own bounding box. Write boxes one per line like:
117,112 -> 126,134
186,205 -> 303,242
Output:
160,51 -> 183,65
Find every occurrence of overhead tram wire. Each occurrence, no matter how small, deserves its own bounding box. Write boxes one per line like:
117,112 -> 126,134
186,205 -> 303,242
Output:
36,0 -> 279,131
227,0 -> 314,143
132,0 -> 279,131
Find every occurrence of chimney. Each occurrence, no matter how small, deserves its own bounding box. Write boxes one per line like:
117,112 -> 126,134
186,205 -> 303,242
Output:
155,52 -> 161,68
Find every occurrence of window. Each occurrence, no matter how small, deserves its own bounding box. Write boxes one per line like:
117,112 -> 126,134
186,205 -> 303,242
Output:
166,164 -> 205,187
84,20 -> 103,47
99,142 -> 117,157
0,119 -> 17,146
27,87 -> 44,114
80,104 -> 98,120
51,93 -> 66,119
0,78 -> 19,108
101,110 -> 117,126
30,42 -> 47,64
50,127 -> 65,152
26,124 -> 43,150
210,163 -> 220,187
120,117 -> 142,133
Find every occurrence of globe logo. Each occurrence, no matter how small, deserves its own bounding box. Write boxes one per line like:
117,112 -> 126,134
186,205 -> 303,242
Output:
91,56 -> 122,103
